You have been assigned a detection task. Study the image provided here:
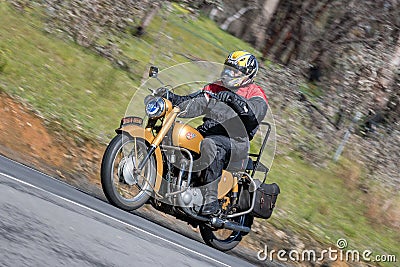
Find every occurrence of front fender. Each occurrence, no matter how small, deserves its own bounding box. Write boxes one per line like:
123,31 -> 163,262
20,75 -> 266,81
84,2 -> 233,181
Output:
116,125 -> 164,192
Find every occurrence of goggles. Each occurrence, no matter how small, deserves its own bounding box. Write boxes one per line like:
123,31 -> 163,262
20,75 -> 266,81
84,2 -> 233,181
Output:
220,65 -> 246,78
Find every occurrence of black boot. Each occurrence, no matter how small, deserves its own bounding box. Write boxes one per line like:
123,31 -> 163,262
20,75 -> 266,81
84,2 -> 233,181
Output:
201,187 -> 220,215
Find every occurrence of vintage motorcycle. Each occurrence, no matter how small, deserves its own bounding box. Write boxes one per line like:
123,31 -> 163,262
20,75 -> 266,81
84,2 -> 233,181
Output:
101,66 -> 280,251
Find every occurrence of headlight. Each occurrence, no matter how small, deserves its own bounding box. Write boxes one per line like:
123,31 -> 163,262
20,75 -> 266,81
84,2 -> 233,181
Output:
145,97 -> 165,119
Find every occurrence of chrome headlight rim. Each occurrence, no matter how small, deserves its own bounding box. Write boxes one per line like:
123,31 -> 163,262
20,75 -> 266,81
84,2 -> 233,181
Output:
145,97 -> 165,119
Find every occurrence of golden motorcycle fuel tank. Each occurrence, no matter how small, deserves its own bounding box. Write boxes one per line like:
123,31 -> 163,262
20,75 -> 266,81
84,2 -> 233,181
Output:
172,122 -> 203,154
172,122 -> 237,199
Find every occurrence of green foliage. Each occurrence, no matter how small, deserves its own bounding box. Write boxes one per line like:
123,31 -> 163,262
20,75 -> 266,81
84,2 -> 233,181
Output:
299,82 -> 324,99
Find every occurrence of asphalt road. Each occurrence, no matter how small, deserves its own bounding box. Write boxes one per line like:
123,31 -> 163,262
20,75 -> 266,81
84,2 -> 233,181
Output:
0,155 -> 255,267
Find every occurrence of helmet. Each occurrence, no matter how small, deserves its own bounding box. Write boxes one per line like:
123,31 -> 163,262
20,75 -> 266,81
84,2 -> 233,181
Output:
220,51 -> 258,88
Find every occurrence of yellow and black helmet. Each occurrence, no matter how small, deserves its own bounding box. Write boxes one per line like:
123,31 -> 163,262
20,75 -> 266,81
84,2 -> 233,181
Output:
221,51 -> 259,88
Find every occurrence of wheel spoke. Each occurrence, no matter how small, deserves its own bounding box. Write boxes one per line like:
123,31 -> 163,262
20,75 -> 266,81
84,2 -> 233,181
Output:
134,137 -> 138,168
111,138 -> 155,202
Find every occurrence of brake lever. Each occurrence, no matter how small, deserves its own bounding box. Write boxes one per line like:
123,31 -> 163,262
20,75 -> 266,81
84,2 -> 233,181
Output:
148,88 -> 156,96
148,87 -> 171,98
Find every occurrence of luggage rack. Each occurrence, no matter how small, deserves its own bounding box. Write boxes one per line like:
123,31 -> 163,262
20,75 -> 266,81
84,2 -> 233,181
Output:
248,121 -> 271,183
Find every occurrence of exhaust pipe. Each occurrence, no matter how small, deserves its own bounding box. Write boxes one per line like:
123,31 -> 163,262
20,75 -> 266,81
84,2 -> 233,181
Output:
210,217 -> 250,233
176,194 -> 251,231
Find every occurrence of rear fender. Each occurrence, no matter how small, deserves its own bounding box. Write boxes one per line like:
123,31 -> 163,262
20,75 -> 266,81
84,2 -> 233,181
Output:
116,125 -> 163,192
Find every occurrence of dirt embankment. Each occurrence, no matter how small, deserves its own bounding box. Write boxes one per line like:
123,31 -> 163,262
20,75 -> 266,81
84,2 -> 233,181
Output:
0,92 -> 103,195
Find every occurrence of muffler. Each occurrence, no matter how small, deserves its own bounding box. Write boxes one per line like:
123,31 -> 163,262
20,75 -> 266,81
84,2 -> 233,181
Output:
210,217 -> 250,233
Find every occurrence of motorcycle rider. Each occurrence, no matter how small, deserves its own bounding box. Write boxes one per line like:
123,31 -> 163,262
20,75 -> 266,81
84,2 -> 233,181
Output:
157,51 -> 268,215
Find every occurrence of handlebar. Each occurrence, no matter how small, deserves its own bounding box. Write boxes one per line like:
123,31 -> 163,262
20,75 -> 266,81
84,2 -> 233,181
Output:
149,84 -> 227,104
150,87 -> 218,99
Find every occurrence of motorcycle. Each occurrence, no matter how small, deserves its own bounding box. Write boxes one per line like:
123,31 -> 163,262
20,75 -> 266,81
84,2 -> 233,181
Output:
101,66 -> 279,251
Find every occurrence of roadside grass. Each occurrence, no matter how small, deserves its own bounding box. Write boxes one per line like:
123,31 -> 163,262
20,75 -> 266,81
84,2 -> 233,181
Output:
267,154 -> 399,260
0,2 -> 398,264
0,3 -> 133,140
118,3 -> 261,77
0,2 -> 259,141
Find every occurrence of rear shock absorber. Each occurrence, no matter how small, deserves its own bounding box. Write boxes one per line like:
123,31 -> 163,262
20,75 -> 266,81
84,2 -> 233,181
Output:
228,175 -> 239,213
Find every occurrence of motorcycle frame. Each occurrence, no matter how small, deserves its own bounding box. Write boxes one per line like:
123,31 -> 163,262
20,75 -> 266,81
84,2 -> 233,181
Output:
116,97 -> 272,220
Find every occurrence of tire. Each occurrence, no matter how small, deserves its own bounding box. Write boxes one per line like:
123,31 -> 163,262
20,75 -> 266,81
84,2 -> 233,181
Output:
199,214 -> 253,251
101,134 -> 156,211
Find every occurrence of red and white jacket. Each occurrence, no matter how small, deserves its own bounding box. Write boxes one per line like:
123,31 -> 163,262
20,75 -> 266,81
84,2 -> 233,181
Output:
168,82 -> 268,141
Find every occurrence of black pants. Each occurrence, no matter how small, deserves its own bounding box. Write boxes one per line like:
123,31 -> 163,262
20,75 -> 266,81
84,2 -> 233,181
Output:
199,135 -> 249,184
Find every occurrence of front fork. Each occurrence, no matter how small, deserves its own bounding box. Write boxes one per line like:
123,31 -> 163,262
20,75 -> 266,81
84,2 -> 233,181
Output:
136,107 -> 179,173
136,144 -> 157,171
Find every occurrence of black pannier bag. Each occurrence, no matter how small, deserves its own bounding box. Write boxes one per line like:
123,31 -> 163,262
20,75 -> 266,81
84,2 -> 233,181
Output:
251,180 -> 280,219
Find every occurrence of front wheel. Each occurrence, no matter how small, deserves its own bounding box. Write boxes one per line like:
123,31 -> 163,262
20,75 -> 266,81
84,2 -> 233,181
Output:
101,134 -> 156,211
199,215 -> 253,251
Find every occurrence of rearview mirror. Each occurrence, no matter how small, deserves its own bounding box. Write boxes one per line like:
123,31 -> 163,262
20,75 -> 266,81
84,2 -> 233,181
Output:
149,66 -> 158,78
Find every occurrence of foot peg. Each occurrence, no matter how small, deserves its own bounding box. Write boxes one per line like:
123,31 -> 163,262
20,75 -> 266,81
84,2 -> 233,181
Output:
201,200 -> 220,215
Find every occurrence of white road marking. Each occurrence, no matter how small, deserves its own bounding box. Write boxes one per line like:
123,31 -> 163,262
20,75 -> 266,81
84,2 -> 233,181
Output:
0,171 -> 231,267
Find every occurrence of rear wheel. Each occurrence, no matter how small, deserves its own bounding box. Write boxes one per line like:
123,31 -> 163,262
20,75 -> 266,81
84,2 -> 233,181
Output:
199,215 -> 253,251
101,134 -> 156,211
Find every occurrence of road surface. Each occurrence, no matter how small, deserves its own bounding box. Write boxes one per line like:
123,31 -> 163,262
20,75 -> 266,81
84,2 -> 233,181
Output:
0,155 -> 255,267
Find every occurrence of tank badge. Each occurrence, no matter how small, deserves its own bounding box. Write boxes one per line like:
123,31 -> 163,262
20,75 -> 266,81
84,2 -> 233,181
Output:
186,132 -> 196,140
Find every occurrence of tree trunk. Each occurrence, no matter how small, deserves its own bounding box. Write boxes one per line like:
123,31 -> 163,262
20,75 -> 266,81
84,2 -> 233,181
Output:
250,0 -> 281,50
374,36 -> 400,107
209,7 -> 219,21
261,1 -> 292,59
135,2 -> 161,36
267,0 -> 311,62
220,6 -> 256,31
261,0 -> 333,63
389,38 -> 400,77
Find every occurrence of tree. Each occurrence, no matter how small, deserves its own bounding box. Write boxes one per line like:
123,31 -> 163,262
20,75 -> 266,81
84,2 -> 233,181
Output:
248,0 -> 281,50
135,1 -> 161,36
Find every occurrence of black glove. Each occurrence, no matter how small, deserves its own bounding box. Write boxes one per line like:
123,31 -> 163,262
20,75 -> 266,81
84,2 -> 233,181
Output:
216,91 -> 249,115
216,91 -> 235,103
